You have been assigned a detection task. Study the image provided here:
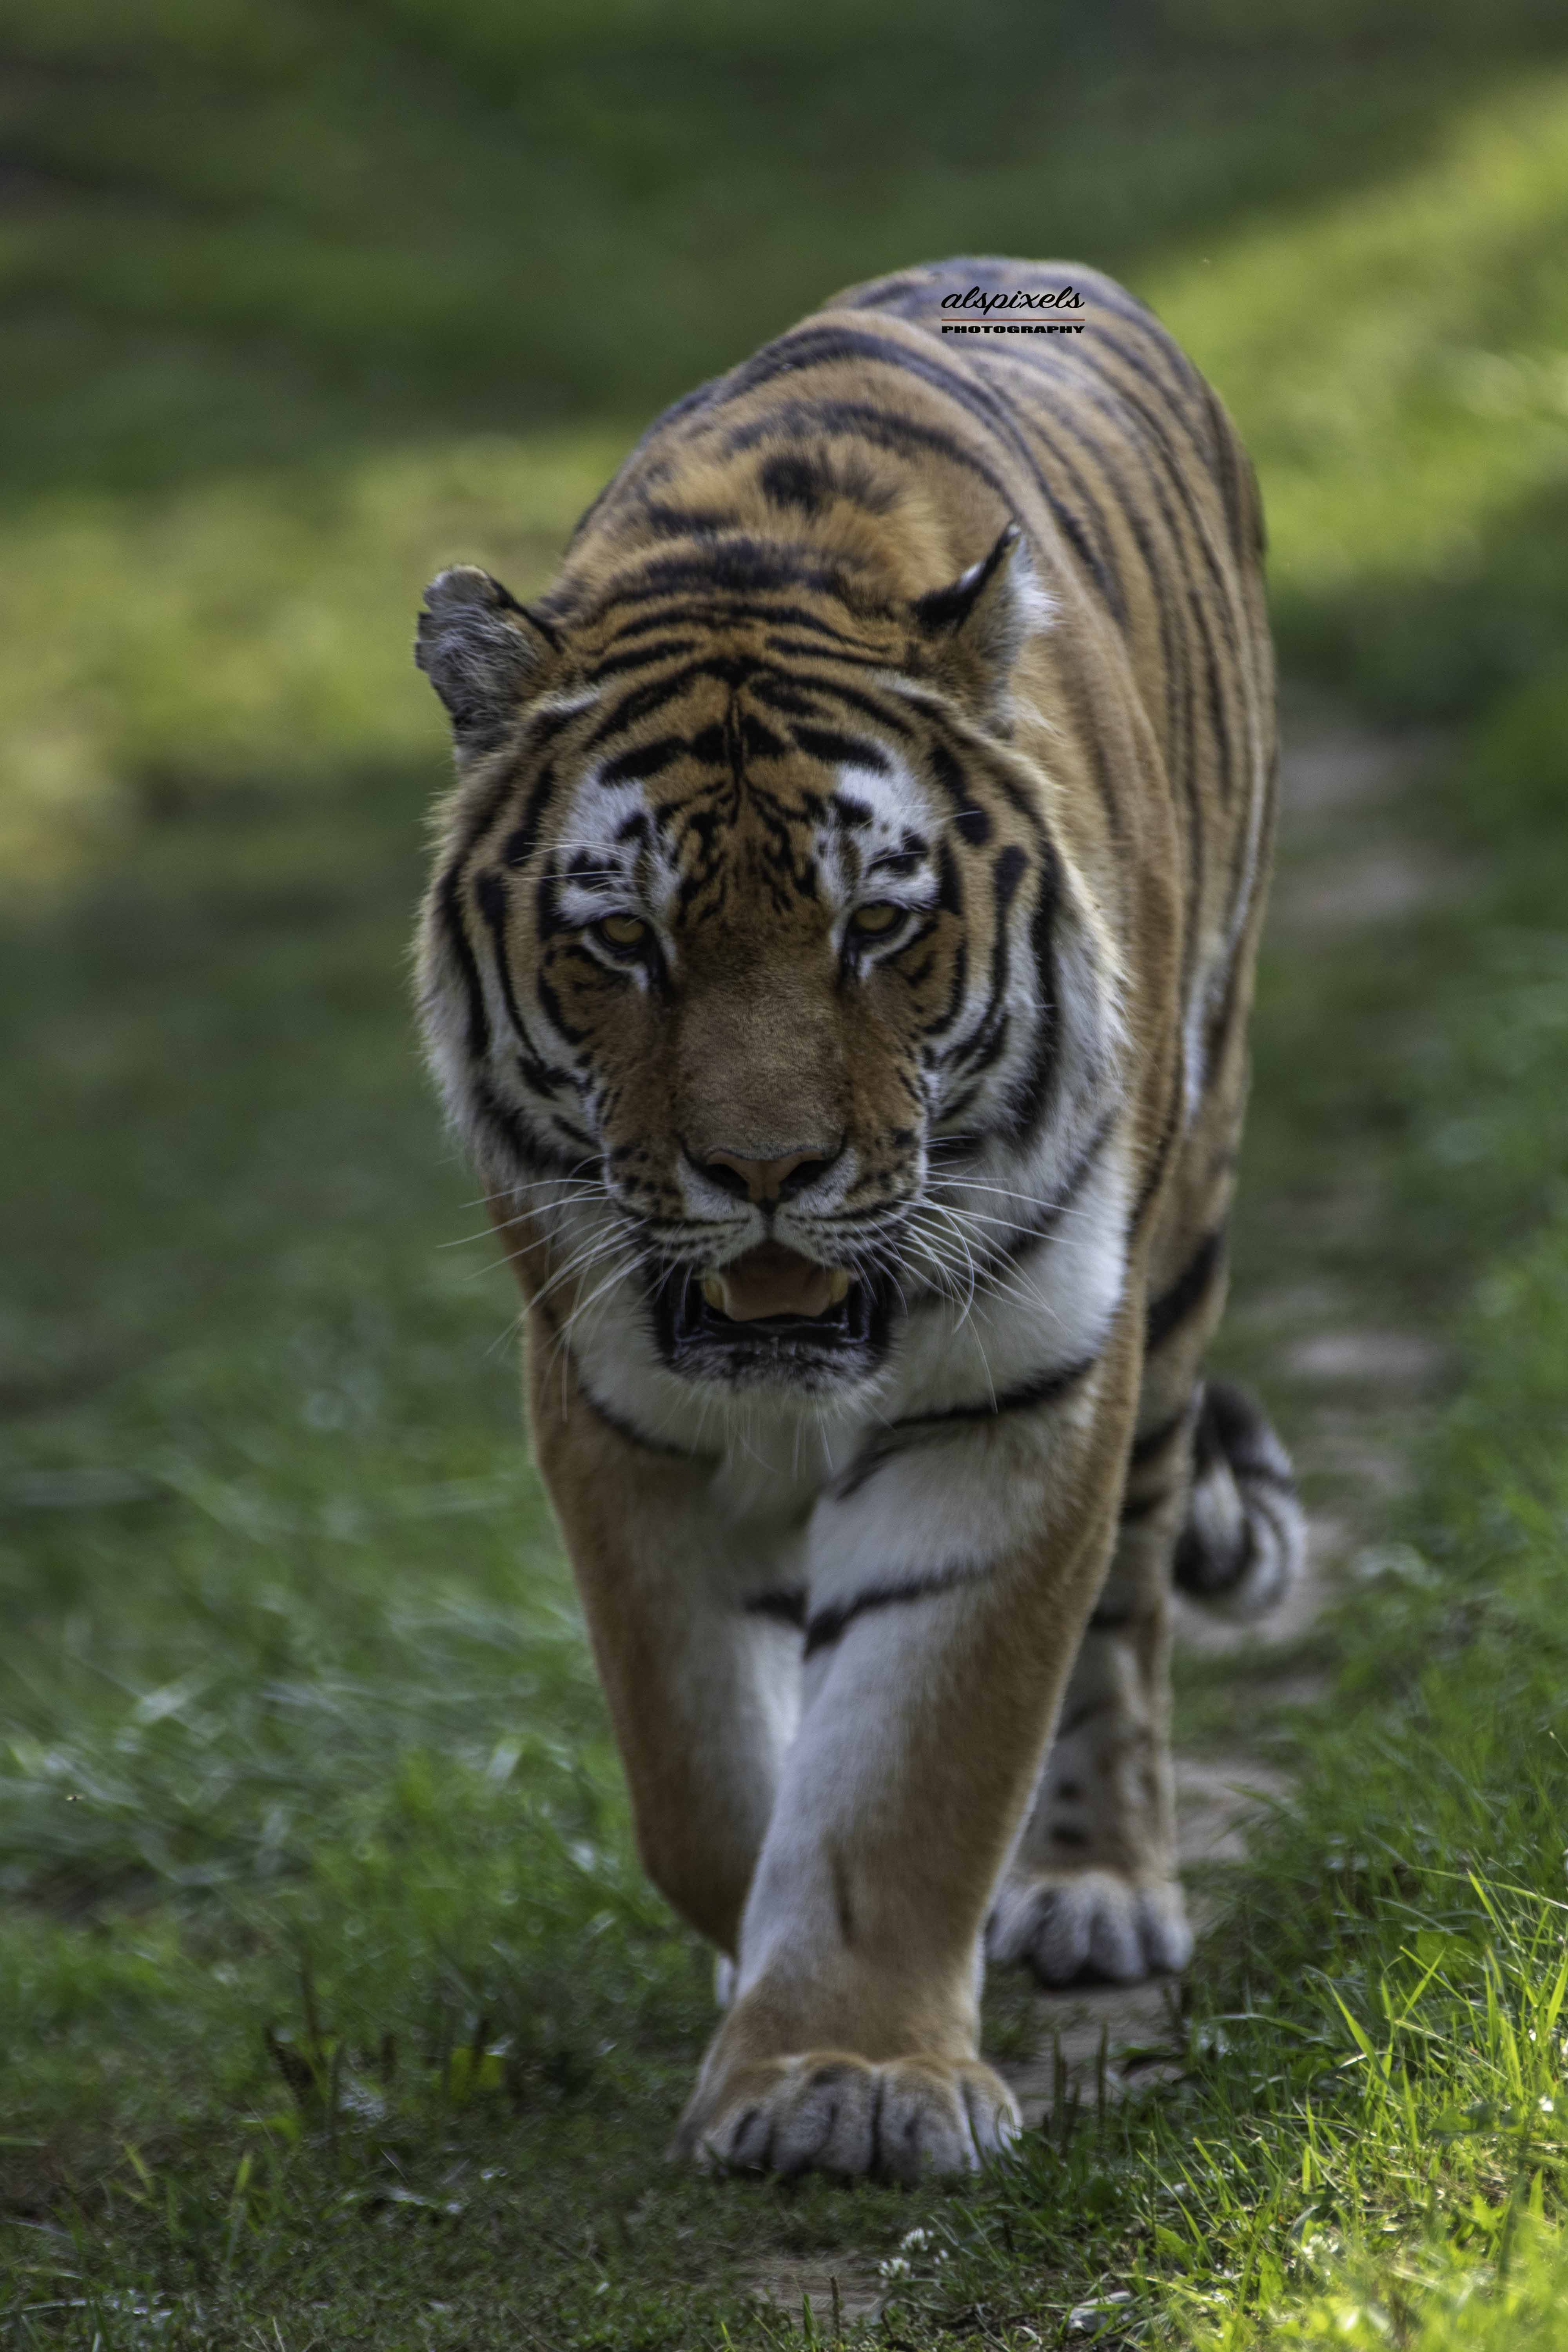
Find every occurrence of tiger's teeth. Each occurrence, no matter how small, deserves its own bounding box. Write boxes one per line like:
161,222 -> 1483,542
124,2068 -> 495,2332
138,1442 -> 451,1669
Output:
825,1270 -> 851,1306
701,1276 -> 726,1312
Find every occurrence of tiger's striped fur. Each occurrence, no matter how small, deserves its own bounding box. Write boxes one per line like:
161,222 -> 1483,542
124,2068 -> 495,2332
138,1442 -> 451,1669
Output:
414,257 -> 1305,2179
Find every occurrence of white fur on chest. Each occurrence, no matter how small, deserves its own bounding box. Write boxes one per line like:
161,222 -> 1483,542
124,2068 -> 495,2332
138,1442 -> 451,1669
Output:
563,1126 -> 1127,1603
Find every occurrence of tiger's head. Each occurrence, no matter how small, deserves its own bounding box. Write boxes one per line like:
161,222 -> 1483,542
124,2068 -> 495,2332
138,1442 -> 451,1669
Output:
415,527 -> 1119,1402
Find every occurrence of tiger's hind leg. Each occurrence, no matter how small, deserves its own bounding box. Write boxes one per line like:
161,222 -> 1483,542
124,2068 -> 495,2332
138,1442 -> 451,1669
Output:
987,1245 -> 1305,1988
985,1388 -> 1196,1987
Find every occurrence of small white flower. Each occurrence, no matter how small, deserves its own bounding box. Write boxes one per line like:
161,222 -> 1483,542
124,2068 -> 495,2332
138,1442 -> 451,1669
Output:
1068,2291 -> 1133,2336
1541,2095 -> 1555,2114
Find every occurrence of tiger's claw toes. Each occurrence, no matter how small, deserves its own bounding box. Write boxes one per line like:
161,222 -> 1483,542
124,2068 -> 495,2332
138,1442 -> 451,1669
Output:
986,1868 -> 1192,1988
675,2051 -> 1020,2181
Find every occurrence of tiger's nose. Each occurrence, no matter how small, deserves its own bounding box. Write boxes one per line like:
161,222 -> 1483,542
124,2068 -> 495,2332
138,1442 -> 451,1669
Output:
701,1141 -> 843,1204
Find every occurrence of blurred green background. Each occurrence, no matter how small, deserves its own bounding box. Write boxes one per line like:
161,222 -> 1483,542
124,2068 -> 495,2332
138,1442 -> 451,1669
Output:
8,5 -> 1568,2345
8,0 -> 1568,880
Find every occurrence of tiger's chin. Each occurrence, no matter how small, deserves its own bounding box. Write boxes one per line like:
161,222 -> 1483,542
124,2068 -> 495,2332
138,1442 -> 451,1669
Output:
649,1245 -> 897,1394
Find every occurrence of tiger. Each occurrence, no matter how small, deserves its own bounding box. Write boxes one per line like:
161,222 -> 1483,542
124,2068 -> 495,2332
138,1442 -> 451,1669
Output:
413,256 -> 1305,2181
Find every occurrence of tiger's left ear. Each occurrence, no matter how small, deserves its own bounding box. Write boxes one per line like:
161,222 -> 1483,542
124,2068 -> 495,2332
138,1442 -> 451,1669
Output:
911,523 -> 1055,727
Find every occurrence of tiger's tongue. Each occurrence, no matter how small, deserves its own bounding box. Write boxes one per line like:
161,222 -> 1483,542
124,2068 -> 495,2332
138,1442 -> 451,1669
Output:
703,1243 -> 849,1323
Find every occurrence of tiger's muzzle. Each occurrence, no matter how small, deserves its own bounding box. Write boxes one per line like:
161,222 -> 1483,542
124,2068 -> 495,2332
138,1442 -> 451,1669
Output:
648,1241 -> 899,1394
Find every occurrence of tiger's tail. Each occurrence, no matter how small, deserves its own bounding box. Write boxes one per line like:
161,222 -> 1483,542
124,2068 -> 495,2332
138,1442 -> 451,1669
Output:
1172,1379 -> 1306,1621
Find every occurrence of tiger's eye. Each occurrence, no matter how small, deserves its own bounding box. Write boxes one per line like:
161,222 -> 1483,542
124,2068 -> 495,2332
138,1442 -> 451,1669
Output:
597,913 -> 650,949
849,901 -> 903,937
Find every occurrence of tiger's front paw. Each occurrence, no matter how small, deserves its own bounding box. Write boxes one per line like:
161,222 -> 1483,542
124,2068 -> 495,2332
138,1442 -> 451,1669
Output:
673,2050 -> 1020,2181
986,1868 -> 1192,1987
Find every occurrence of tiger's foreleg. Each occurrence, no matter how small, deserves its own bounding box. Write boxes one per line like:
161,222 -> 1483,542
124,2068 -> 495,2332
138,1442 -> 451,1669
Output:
671,1324 -> 1141,2178
526,1329 -> 799,1958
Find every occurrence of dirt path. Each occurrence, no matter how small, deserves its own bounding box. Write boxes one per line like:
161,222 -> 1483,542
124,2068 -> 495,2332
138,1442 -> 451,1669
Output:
751,698 -> 1450,2326
1005,698 -> 1448,2122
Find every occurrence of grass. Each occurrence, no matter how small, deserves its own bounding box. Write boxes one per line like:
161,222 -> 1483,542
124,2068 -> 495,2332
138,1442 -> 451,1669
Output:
7,2 -> 1568,2342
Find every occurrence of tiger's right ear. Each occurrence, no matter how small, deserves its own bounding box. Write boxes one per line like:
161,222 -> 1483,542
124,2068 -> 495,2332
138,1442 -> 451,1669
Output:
911,523 -> 1055,729
415,566 -> 561,757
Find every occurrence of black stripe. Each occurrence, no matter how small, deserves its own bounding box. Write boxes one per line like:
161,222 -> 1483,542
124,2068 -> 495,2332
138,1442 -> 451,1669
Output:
1145,1230 -> 1225,1352
1000,1107 -> 1114,1259
472,871 -> 523,1036
753,669 -> 918,740
745,1588 -> 807,1628
928,738 -> 991,846
792,724 -> 890,771
578,1379 -> 716,1462
472,871 -> 577,1098
584,545 -> 852,620
435,860 -> 490,1063
910,1352 -> 1099,1428
722,395 -> 1016,509
587,637 -> 699,680
500,761 -> 559,871
1129,1060 -> 1184,1238
552,1115 -> 598,1155
563,375 -> 724,552
1128,1405 -> 1192,1467
921,704 -> 1044,831
943,842 -> 1026,1081
1057,1697 -> 1109,1739
1044,666 -> 1131,868
589,649 -> 809,752
597,606 -> 721,646
633,499 -> 741,539
918,928 -> 969,1047
476,694 -> 586,805
759,636 -> 897,673
1200,849 -> 1259,1090
1228,1459 -> 1298,1496
1116,1486 -> 1170,1527
1000,859 -> 1063,1145
833,1352 -> 1099,1499
581,659 -> 717,750
1076,276 -> 1207,404
597,736 -> 687,785
803,1567 -> 971,1659
470,1071 -> 576,1176
595,599 -> 871,654
726,601 -> 870,649
913,1105 -> 1116,1304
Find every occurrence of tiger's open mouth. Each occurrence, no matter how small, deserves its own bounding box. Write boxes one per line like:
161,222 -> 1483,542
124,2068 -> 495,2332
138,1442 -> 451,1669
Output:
650,1242 -> 892,1385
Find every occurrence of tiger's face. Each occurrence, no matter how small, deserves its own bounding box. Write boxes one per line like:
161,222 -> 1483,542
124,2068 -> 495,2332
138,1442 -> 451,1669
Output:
417,544 -> 1107,1401
534,660 -> 954,1392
